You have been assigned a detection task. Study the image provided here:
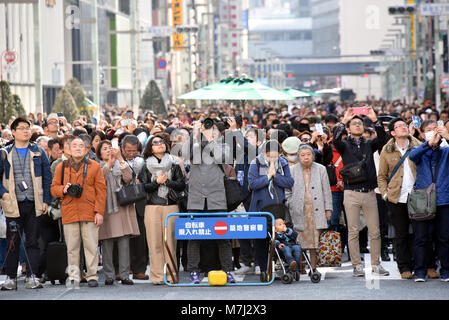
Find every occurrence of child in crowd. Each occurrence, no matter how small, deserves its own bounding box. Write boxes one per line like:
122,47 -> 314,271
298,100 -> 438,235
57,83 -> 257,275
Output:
275,218 -> 302,271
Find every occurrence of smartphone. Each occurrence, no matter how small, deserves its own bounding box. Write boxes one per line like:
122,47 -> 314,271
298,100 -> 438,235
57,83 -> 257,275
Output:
315,123 -> 324,135
438,120 -> 444,127
412,116 -> 421,129
353,107 -> 368,115
125,111 -> 133,117
111,138 -> 119,149
425,131 -> 434,142
57,112 -> 63,117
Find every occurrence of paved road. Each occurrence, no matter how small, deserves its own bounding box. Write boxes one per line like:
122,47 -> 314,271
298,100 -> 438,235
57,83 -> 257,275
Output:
1,252 -> 448,300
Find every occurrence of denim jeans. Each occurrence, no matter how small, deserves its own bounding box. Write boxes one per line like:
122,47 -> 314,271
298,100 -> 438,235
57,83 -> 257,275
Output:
331,191 -> 345,227
436,205 -> 449,277
0,238 -> 7,269
280,244 -> 302,269
411,219 -> 435,278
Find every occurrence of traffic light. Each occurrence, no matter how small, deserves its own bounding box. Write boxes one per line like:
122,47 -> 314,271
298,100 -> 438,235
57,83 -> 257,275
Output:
175,25 -> 199,34
370,50 -> 385,56
388,5 -> 416,15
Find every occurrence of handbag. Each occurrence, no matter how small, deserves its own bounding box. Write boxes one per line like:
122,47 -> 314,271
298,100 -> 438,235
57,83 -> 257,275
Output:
116,172 -> 146,206
168,185 -> 188,213
407,150 -> 441,221
219,164 -> 245,212
339,155 -> 367,186
326,156 -> 342,186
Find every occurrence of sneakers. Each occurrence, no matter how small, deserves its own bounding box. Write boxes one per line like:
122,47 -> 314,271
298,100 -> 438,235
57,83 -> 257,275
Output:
1,277 -> 17,290
440,274 -> 449,282
353,264 -> 365,277
254,266 -> 261,275
235,265 -> 254,275
190,271 -> 200,284
414,275 -> 426,282
372,265 -> 390,276
25,275 -> 43,289
226,272 -> 236,283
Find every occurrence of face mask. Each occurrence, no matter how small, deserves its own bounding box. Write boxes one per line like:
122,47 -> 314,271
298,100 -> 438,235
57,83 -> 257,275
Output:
425,131 -> 434,141
287,155 -> 298,163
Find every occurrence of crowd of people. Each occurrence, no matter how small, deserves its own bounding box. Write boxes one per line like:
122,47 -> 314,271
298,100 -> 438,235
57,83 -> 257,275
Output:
1,98 -> 449,290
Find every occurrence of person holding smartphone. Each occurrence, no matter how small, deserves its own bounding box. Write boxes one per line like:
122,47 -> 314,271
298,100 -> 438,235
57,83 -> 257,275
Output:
333,107 -> 389,277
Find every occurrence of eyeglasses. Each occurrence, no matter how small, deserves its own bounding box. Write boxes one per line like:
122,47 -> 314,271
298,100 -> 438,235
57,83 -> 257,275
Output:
15,127 -> 31,131
124,149 -> 138,154
47,120 -> 58,125
301,138 -> 311,142
394,123 -> 408,130
349,121 -> 364,126
152,140 -> 165,146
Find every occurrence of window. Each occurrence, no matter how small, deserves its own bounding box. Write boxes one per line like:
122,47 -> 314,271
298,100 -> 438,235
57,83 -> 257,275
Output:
119,0 -> 130,15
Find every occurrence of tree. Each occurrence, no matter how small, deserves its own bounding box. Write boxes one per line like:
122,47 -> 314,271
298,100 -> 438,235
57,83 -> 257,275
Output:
139,80 -> 166,115
0,80 -> 17,124
65,77 -> 91,122
52,87 -> 79,123
11,94 -> 26,118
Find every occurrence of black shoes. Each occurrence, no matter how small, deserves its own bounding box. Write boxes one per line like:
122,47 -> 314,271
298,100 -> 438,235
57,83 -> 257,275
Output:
105,278 -> 114,285
121,278 -> 134,285
87,279 -> 98,287
381,251 -> 391,261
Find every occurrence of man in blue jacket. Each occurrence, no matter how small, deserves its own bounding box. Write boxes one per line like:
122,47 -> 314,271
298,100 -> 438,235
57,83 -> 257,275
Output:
248,140 -> 294,281
409,126 -> 449,282
0,118 -> 53,290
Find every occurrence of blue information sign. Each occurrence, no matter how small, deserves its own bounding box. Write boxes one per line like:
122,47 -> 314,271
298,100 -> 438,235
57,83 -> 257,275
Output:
175,217 -> 267,240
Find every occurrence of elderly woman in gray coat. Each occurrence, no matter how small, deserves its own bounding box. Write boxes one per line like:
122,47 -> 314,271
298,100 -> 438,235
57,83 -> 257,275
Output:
286,144 -> 333,275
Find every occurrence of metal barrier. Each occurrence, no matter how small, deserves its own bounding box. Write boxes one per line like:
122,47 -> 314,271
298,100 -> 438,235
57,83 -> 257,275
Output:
163,211 -> 275,286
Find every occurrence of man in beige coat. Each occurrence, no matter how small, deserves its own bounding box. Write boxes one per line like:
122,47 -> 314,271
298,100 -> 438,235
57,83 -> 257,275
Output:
378,117 -> 421,279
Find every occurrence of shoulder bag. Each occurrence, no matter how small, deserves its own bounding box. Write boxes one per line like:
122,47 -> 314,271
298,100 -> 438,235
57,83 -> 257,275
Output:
48,160 -> 66,220
116,169 -> 147,206
407,150 -> 441,221
339,154 -> 367,186
219,164 -> 245,212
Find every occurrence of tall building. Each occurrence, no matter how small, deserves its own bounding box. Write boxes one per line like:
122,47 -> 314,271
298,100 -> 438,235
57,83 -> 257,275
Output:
0,0 -> 154,114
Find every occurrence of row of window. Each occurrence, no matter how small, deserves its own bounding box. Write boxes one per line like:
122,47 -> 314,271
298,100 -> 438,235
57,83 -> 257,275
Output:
254,31 -> 312,42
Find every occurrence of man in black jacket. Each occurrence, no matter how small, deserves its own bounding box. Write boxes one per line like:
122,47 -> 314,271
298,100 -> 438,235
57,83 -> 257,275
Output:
333,107 -> 390,277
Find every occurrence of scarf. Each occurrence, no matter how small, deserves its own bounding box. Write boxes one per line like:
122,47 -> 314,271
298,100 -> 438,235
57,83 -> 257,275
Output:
146,153 -> 174,199
100,160 -> 122,214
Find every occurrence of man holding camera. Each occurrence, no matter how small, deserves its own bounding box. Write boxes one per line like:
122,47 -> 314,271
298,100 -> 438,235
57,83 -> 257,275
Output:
0,118 -> 53,290
333,107 -> 389,277
51,136 -> 106,288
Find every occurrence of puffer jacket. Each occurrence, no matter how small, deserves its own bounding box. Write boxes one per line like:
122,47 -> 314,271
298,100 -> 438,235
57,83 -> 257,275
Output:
0,142 -> 52,218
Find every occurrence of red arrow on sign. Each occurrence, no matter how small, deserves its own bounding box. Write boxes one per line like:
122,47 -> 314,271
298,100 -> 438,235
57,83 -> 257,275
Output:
213,221 -> 228,236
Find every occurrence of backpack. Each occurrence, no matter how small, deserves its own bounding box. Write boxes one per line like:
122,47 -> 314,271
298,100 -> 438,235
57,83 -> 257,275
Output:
317,230 -> 342,267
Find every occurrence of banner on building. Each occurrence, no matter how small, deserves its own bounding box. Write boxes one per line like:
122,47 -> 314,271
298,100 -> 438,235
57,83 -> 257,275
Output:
172,0 -> 183,51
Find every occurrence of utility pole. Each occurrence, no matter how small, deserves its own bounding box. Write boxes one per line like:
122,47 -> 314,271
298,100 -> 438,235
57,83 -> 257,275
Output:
91,0 -> 100,116
130,0 -> 140,114
33,1 -> 43,114
160,0 -> 168,105
435,15 -> 442,109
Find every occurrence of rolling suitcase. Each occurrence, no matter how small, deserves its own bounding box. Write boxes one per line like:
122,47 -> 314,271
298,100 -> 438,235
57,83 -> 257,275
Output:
46,219 -> 68,285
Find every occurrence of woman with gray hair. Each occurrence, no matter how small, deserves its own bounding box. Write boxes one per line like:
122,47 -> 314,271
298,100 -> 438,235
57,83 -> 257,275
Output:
286,144 -> 333,274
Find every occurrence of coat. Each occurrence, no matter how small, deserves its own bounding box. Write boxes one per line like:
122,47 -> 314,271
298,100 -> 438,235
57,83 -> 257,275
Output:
186,138 -> 230,211
286,162 -> 333,232
377,136 -> 421,204
51,158 -> 107,225
98,161 -> 140,241
248,154 -> 294,212
409,141 -> 449,206
0,142 -> 52,218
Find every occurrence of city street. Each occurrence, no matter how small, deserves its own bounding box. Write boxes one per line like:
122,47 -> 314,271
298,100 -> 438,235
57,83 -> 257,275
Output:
1,252 -> 448,301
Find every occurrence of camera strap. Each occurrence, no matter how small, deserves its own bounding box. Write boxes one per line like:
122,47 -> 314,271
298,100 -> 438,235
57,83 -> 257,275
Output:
69,157 -> 89,189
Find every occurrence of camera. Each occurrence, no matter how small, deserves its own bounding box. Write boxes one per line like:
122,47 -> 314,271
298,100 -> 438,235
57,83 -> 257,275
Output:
9,221 -> 18,233
67,184 -> 83,198
201,117 -> 215,130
